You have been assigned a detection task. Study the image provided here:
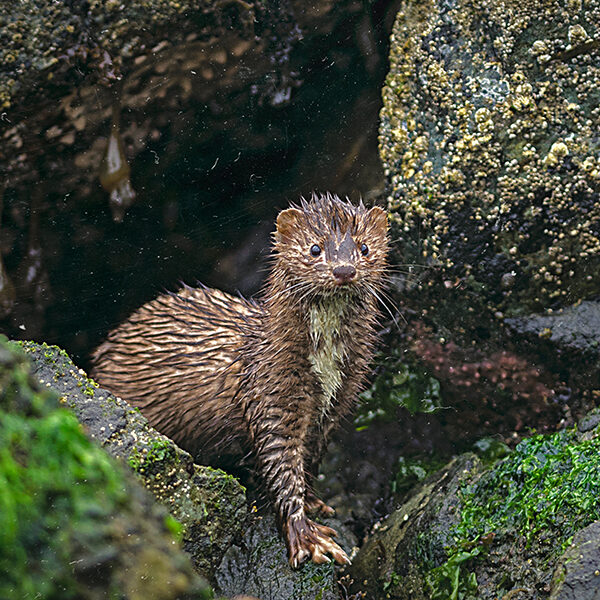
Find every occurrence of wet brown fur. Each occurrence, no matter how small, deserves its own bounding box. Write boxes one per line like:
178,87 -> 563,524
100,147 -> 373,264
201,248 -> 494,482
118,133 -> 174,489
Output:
91,192 -> 388,567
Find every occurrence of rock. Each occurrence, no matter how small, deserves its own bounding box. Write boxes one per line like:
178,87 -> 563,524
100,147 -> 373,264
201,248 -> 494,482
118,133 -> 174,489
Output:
19,338 -> 247,583
0,335 -> 212,599
579,409 -> 600,434
215,514 -> 341,600
504,300 -> 600,394
346,454 -> 482,599
347,417 -> 600,600
549,521 -> 600,600
380,0 -> 600,325
506,301 -> 600,357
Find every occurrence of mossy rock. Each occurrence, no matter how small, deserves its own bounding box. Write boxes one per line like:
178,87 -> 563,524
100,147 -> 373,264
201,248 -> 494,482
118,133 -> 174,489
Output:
381,0 -> 600,324
18,338 -> 248,582
348,419 -> 600,599
0,335 -> 212,599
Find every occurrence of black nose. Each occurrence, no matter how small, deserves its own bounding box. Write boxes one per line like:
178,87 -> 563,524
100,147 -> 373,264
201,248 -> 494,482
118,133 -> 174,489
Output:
333,265 -> 356,283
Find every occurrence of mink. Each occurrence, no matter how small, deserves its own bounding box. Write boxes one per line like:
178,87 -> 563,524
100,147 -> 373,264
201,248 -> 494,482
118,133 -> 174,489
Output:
91,192 -> 389,567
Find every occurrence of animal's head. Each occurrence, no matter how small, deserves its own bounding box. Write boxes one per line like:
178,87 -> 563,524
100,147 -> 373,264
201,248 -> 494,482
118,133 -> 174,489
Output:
273,192 -> 388,299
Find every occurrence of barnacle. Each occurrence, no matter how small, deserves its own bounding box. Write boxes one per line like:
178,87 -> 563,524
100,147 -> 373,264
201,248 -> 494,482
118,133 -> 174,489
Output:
380,0 -> 600,312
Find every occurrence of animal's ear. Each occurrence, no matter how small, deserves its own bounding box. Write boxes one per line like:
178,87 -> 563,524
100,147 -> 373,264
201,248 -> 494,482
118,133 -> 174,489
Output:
275,208 -> 303,243
367,206 -> 388,234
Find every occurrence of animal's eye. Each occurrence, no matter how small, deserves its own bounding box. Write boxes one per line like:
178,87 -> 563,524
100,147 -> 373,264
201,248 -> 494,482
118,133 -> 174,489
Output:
310,244 -> 322,257
360,243 -> 369,256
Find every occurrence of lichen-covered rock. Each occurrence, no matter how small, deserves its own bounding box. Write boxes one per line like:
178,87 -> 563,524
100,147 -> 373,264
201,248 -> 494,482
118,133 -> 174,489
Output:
381,0 -> 600,320
347,418 -> 600,599
0,335 -> 212,600
19,339 -> 247,582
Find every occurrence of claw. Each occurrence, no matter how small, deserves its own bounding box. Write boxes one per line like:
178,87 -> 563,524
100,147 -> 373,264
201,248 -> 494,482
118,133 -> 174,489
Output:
311,546 -> 332,564
286,514 -> 350,568
291,547 -> 311,568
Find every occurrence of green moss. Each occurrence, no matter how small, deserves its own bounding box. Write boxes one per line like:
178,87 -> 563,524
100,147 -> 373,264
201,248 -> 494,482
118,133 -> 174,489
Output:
129,447 -> 143,471
1,335 -> 213,599
0,339 -> 127,597
427,427 -> 600,598
129,437 -> 178,473
17,339 -> 70,362
146,438 -> 177,463
383,571 -> 403,592
164,514 -> 184,542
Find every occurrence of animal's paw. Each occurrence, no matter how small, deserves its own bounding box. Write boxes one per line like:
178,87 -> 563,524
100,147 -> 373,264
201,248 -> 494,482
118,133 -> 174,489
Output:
305,491 -> 336,517
286,514 -> 350,568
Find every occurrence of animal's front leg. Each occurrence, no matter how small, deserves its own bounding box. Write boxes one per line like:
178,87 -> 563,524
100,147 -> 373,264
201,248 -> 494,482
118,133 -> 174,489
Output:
250,410 -> 349,567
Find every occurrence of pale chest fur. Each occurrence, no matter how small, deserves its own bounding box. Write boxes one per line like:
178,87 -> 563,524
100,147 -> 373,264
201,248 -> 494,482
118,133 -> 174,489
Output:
308,298 -> 348,416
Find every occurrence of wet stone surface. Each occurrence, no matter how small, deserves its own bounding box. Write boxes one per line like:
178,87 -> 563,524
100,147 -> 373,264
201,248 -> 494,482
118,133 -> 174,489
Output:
549,521 -> 600,600
215,513 -> 343,600
505,300 -> 600,357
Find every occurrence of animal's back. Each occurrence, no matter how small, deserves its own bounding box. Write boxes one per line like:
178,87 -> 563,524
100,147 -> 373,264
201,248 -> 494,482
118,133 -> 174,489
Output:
91,283 -> 263,458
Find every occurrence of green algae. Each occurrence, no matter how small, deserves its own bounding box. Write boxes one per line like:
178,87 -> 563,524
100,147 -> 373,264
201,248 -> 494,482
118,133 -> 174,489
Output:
356,349 -> 443,429
427,426 -> 600,598
392,455 -> 446,497
0,339 -> 124,597
165,513 -> 184,542
456,429 -> 600,547
426,548 -> 481,600
16,339 -> 247,585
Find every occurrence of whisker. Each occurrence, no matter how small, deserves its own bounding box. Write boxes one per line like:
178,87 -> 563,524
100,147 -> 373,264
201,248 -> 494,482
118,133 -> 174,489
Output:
384,269 -> 425,279
297,286 -> 317,306
388,263 -> 431,270
367,283 -> 405,328
264,281 -> 311,302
